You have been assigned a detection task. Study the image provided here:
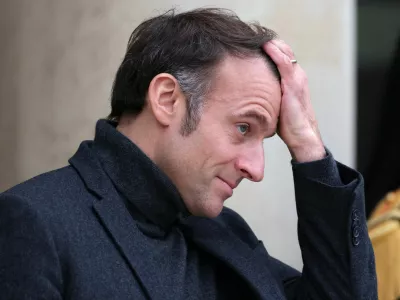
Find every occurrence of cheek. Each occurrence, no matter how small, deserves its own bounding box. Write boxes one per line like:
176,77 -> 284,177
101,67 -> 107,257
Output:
205,138 -> 238,168
194,117 -> 238,167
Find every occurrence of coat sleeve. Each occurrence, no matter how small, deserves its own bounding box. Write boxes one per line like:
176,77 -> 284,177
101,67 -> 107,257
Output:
0,193 -> 63,299
281,150 -> 377,299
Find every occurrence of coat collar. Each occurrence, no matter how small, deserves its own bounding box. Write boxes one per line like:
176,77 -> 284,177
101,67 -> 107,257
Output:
90,192 -> 283,300
180,216 -> 286,300
70,119 -> 189,231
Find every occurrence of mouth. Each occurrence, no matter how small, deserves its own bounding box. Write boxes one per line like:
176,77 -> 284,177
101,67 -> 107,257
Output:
217,178 -> 233,198
217,177 -> 237,190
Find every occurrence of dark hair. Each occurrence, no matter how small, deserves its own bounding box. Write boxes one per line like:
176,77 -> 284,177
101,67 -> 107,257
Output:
109,8 -> 279,134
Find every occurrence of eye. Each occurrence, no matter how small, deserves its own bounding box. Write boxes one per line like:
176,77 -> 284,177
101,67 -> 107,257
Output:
236,124 -> 250,135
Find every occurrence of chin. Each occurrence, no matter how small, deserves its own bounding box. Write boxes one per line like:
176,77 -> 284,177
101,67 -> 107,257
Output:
205,206 -> 224,218
189,198 -> 225,218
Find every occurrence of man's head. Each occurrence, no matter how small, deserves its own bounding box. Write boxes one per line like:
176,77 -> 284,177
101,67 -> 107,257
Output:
112,8 -> 282,218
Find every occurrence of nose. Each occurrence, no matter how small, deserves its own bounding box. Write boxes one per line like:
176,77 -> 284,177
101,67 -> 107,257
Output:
235,144 -> 265,182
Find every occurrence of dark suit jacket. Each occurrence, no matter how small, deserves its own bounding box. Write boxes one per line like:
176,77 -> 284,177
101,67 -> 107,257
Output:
0,120 -> 377,299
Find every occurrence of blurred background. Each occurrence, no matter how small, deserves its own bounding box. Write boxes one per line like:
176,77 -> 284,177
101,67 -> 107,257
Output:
0,0 -> 399,297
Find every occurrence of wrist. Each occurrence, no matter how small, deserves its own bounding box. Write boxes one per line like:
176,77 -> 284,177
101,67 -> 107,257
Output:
289,142 -> 326,163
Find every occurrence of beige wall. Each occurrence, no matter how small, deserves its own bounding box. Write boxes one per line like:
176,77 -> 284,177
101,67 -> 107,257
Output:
0,0 -> 355,269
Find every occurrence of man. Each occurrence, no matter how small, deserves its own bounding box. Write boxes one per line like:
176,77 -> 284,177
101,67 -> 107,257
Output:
0,8 -> 377,300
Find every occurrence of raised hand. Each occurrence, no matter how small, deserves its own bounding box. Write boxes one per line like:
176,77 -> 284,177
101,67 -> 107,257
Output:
263,40 -> 325,162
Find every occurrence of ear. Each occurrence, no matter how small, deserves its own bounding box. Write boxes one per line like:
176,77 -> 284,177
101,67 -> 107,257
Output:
147,73 -> 183,126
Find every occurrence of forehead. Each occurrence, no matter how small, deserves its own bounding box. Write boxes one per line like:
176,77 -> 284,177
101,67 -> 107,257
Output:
207,55 -> 281,115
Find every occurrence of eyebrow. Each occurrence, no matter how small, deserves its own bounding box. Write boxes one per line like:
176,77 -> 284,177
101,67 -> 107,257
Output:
235,110 -> 268,127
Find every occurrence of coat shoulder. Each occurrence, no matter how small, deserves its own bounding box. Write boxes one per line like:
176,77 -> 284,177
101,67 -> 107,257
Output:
3,166 -> 89,201
0,166 -> 94,222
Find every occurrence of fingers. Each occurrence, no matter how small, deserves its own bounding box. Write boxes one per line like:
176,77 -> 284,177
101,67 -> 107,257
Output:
263,40 -> 309,101
263,41 -> 296,78
270,39 -> 295,60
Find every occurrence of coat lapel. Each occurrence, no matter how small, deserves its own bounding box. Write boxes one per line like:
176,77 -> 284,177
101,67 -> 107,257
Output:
93,195 -> 175,300
181,216 -> 285,300
70,142 -> 173,300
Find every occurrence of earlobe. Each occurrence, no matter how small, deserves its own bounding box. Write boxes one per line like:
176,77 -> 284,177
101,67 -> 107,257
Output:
147,73 -> 182,126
